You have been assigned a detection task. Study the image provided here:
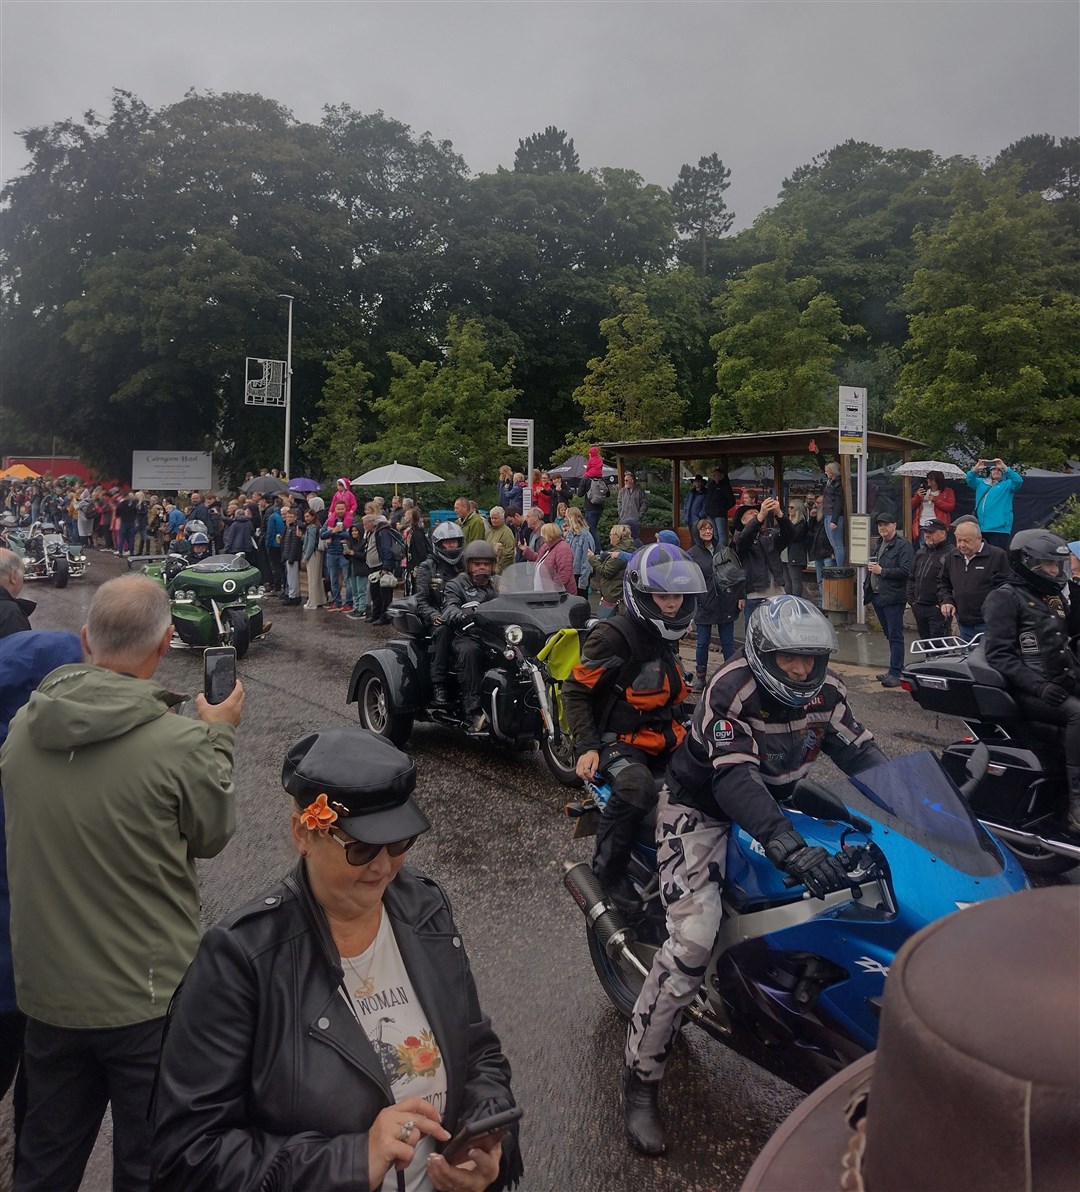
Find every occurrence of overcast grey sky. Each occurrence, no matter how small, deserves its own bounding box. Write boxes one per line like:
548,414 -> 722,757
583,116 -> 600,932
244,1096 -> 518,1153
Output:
1,1 -> 1077,225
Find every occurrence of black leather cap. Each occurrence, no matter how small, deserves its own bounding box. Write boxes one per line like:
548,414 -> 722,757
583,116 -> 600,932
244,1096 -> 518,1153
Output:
282,728 -> 430,843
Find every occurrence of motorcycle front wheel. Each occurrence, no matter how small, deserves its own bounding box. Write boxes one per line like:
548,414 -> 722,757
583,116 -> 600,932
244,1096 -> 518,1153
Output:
1001,837 -> 1078,876
222,608 -> 251,659
52,557 -> 69,588
356,670 -> 414,747
541,728 -> 582,788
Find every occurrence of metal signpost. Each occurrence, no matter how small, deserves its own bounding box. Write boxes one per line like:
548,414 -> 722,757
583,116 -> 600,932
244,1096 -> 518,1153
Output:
839,386 -> 869,627
244,293 -> 295,477
507,418 -> 534,513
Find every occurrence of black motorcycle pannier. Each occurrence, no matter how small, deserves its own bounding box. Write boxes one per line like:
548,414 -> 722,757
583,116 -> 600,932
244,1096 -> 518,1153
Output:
903,645 -> 1020,721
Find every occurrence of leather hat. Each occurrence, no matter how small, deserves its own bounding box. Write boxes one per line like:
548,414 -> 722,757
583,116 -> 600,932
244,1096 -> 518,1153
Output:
742,887 -> 1080,1191
282,727 -> 429,844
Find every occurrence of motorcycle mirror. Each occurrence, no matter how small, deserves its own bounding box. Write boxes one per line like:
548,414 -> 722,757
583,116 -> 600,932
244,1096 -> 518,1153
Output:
790,779 -> 873,834
958,740 -> 989,799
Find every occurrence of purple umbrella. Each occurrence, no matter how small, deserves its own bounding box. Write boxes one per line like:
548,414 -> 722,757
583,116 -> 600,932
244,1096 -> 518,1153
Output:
287,477 -> 321,493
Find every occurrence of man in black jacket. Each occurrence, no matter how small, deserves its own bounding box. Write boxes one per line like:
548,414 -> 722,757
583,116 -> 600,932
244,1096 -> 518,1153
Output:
439,540 -> 500,731
867,511 -> 915,687
0,549 -> 33,638
414,522 -> 465,705
906,518 -> 951,640
621,596 -> 885,1156
938,516 -> 1010,644
983,530 -> 1080,833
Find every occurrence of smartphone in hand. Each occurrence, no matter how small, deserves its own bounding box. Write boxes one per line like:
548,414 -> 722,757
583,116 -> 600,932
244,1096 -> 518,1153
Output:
203,646 -> 237,705
443,1107 -> 523,1165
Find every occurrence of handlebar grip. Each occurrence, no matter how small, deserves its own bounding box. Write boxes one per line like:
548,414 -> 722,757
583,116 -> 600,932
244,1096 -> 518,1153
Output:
782,874 -> 801,888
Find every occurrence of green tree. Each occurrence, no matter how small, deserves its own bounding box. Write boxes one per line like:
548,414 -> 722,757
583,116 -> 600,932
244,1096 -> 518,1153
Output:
302,351 -> 373,481
568,287 -> 685,450
891,169 -> 1080,469
362,317 -> 519,493
991,134 -> 1080,203
670,153 -> 734,274
513,126 -> 580,174
710,233 -> 863,432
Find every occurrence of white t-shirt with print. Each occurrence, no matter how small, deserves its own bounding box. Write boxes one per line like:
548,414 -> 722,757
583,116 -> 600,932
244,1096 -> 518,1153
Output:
341,912 -> 448,1192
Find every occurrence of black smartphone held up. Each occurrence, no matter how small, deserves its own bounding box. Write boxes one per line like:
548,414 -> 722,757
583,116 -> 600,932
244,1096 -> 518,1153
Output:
443,1106 -> 523,1166
203,646 -> 237,705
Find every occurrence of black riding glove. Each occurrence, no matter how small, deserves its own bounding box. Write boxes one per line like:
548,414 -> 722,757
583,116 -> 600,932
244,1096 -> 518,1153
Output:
1041,682 -> 1070,707
765,829 -> 850,900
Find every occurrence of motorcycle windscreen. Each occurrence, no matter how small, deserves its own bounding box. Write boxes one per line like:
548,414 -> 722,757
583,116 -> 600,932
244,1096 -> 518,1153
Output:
828,751 -> 1004,877
497,561 -> 563,593
183,554 -> 253,573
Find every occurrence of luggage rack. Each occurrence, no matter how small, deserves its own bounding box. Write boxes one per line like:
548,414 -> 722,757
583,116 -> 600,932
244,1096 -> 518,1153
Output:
909,634 -> 983,658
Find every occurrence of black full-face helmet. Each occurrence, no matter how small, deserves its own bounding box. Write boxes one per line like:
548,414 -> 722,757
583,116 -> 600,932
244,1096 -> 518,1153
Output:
744,595 -> 838,707
431,520 -> 465,568
1008,529 -> 1072,597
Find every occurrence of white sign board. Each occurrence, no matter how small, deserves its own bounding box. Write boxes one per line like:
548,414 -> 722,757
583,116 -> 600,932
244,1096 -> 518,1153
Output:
132,451 -> 213,492
838,386 -> 867,456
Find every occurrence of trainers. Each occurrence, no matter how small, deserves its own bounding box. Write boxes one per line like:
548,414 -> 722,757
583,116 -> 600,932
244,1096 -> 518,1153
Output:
340,604 -> 353,614
881,673 -> 903,688
346,611 -> 365,620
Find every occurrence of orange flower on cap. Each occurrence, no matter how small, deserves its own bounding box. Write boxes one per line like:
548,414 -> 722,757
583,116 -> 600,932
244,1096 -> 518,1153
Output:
299,793 -> 338,832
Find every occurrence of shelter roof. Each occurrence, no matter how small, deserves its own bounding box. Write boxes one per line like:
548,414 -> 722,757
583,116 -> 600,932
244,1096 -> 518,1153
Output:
598,427 -> 926,460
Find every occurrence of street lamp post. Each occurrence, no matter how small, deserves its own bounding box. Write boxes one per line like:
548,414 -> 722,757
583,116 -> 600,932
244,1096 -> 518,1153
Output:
278,293 -> 294,478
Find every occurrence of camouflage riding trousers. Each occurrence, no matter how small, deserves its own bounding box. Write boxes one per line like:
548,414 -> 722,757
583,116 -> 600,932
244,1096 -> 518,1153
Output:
624,786 -> 729,1082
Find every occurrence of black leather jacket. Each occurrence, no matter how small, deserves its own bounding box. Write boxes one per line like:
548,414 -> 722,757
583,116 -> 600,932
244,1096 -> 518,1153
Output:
982,580 -> 1080,699
151,862 -> 521,1192
440,573 -> 500,623
414,556 -> 462,626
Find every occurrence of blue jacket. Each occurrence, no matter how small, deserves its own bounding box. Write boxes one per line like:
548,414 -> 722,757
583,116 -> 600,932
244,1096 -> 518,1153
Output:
966,467 -> 1023,535
0,630 -> 83,1012
266,510 -> 285,550
319,524 -> 349,557
167,508 -> 186,536
683,487 -> 707,528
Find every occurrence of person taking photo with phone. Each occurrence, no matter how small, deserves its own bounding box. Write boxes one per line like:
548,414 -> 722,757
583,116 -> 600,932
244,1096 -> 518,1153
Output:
965,457 -> 1023,550
0,575 -> 244,1191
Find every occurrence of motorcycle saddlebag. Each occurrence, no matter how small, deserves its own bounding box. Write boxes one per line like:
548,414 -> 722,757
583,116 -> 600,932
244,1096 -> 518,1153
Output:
940,741 -> 1060,821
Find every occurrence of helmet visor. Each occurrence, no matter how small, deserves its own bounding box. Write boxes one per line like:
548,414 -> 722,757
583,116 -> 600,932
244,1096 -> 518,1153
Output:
631,549 -> 707,596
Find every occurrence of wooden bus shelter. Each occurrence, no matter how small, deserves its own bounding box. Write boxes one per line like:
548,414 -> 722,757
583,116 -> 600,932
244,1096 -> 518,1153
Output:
599,427 -> 927,547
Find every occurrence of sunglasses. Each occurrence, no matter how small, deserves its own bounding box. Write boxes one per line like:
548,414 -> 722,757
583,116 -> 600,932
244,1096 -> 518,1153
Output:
327,828 -> 419,867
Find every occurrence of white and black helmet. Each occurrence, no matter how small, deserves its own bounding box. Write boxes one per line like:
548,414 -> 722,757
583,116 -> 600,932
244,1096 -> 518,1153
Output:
431,520 -> 465,567
744,595 -> 837,707
622,543 -> 706,641
185,519 -> 208,539
1008,529 -> 1071,597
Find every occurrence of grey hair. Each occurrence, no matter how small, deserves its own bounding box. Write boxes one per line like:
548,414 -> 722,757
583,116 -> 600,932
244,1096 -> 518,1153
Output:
953,515 -> 982,533
788,498 -> 808,524
824,461 -> 840,479
85,575 -> 172,663
0,548 -> 23,588
402,497 -> 414,509
489,505 -> 505,519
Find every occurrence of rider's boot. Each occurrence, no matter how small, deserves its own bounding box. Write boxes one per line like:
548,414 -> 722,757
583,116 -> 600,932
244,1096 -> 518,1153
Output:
432,684 -> 451,706
621,1066 -> 666,1156
693,669 -> 707,692
593,800 -> 645,915
1066,766 -> 1080,835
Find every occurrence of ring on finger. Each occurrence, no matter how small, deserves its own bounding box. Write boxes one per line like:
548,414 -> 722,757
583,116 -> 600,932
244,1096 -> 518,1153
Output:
397,1119 -> 416,1144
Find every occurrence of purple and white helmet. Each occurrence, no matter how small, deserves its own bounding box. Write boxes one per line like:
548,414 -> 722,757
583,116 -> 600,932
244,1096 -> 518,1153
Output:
622,543 -> 706,640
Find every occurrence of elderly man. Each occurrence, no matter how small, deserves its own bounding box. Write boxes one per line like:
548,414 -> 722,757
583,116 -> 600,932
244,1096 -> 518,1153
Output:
0,548 -> 33,638
938,515 -> 1011,643
1,575 -> 244,1191
486,505 -> 517,574
454,496 -> 486,545
520,507 -> 544,556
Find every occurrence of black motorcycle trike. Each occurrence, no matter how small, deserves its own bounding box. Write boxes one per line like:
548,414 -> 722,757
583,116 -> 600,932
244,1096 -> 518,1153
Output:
902,634 -> 1080,875
346,564 -> 590,782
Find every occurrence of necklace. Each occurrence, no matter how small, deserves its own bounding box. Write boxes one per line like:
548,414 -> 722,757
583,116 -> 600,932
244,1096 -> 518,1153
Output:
341,916 -> 382,1001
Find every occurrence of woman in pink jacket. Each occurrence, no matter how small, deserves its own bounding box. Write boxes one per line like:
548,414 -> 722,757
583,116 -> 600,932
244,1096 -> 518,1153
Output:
520,522 -> 578,594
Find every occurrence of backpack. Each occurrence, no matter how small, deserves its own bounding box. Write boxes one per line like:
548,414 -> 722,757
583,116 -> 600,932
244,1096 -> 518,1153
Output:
381,525 -> 407,564
712,546 -> 745,592
588,476 -> 610,504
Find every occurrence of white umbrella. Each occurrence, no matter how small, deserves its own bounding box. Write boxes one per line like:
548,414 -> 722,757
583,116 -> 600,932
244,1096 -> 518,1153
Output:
891,460 -> 967,479
352,461 -> 445,486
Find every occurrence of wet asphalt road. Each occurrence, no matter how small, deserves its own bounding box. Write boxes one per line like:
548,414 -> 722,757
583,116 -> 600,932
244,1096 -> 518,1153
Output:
0,552 -> 1054,1191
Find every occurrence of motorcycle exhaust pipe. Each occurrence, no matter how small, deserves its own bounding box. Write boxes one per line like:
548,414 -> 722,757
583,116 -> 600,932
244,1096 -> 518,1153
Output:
982,821 -> 1080,862
562,862 -> 649,978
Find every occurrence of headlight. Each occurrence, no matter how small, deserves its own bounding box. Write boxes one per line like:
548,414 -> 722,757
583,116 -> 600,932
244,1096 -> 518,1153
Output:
504,624 -> 524,645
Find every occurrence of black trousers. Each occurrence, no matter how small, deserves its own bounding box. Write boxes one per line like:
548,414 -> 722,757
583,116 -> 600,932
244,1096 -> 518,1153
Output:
911,602 -> 950,640
0,1010 -> 26,1165
429,623 -> 453,685
16,1016 -> 164,1192
1017,693 -> 1080,767
451,636 -> 486,714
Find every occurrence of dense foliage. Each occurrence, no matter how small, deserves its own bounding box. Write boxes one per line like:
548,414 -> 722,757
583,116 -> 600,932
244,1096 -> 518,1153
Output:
1,90 -> 1076,483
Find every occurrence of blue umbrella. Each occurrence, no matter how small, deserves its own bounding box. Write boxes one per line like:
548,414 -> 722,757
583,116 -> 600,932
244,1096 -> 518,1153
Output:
287,477 -> 321,493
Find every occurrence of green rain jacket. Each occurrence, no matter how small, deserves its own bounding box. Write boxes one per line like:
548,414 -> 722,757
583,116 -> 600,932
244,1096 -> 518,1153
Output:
0,664 -> 236,1028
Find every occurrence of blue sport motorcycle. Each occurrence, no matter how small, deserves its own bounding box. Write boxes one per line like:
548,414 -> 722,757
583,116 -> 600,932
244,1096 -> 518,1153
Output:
563,748 -> 1028,1091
